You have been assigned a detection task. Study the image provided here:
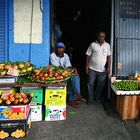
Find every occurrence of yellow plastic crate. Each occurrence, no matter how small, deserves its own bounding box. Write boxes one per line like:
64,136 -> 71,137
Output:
44,86 -> 66,106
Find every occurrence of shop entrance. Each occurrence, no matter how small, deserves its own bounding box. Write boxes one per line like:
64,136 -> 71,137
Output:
53,0 -> 111,72
52,0 -> 111,97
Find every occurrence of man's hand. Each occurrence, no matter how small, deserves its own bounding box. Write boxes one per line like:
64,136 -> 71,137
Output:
85,66 -> 89,75
72,67 -> 79,75
106,67 -> 110,75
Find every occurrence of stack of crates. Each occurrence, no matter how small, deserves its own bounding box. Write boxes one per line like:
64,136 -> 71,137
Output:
44,85 -> 67,121
0,87 -> 31,139
20,86 -> 43,122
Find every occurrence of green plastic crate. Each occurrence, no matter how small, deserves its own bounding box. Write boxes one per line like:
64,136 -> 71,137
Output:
20,87 -> 44,104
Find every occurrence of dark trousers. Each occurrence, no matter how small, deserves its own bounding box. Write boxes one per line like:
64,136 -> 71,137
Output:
87,69 -> 106,102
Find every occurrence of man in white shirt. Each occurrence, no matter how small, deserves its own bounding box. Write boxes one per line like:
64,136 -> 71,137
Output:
85,32 -> 111,103
50,41 -> 85,108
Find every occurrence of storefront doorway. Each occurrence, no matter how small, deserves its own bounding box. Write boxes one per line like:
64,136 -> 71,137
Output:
53,0 -> 111,74
52,0 -> 111,97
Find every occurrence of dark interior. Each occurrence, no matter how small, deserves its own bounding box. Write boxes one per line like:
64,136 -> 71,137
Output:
54,0 -> 111,97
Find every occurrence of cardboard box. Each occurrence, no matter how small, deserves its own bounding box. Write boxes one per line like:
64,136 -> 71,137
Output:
45,86 -> 66,106
30,102 -> 42,122
0,104 -> 30,120
45,105 -> 66,121
0,110 -> 31,139
20,86 -> 43,104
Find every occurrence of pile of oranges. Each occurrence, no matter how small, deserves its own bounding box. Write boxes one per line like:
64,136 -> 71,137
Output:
135,74 -> 140,81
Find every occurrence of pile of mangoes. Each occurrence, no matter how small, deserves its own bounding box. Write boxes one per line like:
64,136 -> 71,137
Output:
30,65 -> 73,83
0,61 -> 34,76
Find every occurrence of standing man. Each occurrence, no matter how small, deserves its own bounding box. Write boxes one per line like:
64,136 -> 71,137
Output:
85,32 -> 111,103
50,41 -> 85,108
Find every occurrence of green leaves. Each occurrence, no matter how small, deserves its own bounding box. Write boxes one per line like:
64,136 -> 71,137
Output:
113,80 -> 138,91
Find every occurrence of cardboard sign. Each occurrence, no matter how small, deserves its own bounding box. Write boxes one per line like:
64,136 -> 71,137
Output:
7,68 -> 19,76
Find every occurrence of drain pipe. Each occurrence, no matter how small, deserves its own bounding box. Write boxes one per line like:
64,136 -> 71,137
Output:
108,0 -> 114,100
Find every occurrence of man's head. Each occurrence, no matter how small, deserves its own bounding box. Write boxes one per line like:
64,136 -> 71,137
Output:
55,41 -> 65,56
96,32 -> 106,44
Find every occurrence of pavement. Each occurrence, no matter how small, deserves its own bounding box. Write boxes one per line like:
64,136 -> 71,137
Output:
6,100 -> 140,140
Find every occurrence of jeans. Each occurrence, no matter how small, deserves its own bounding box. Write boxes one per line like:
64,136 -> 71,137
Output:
67,75 -> 80,101
87,69 -> 106,102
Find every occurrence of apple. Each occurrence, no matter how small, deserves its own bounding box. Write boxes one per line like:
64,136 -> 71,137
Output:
25,61 -> 31,67
40,77 -> 45,81
44,73 -> 48,77
54,72 -> 59,77
20,69 -> 27,73
59,76 -> 64,80
13,99 -> 19,105
15,93 -> 20,99
9,96 -> 15,102
12,64 -> 18,70
27,66 -> 33,72
35,75 -> 40,80
23,98 -> 29,104
34,70 -> 40,75
0,98 -> 3,104
48,74 -> 53,78
9,94 -> 14,98
19,98 -> 23,103
4,65 -> 11,69
18,63 -> 24,69
0,71 -> 6,76
2,96 -> 9,101
29,92 -> 34,98
20,93 -> 27,99
6,100 -> 11,105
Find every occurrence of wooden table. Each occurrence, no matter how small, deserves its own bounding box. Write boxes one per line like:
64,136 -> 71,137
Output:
111,84 -> 140,120
0,82 -> 67,87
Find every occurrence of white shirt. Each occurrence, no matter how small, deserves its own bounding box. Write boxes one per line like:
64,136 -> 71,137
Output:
50,52 -> 72,68
86,41 -> 111,72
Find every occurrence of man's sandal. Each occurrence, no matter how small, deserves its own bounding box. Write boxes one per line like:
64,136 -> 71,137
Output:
76,94 -> 86,102
67,101 -> 80,108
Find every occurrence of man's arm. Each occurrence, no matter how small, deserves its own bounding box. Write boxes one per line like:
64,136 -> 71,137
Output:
50,53 -> 59,66
106,55 -> 111,75
85,55 -> 90,74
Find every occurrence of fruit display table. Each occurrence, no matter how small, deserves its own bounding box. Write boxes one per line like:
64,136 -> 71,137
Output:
111,80 -> 140,120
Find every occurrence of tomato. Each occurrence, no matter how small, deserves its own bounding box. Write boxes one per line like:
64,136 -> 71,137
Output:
40,77 -> 45,81
48,74 -> 53,78
55,70 -> 60,74
59,76 -> 64,80
44,73 -> 48,77
61,72 -> 66,77
54,72 -> 59,77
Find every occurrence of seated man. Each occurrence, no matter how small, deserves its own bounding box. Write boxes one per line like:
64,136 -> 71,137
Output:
50,41 -> 84,108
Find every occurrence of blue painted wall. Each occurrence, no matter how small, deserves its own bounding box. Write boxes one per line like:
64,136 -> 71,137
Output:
8,0 -> 50,68
0,0 -> 8,62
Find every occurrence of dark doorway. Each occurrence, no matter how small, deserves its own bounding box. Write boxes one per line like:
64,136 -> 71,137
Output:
53,0 -> 111,97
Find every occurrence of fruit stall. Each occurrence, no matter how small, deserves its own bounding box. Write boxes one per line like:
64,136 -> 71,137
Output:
110,76 -> 140,120
0,61 -> 73,139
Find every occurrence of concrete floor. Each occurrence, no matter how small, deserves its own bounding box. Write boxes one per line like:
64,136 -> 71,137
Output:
7,101 -> 140,140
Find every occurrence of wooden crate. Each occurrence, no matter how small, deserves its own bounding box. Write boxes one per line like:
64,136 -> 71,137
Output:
116,95 -> 139,120
137,96 -> 140,113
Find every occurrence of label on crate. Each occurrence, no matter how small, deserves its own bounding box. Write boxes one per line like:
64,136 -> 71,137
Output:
21,87 -> 41,90
45,87 -> 66,106
0,78 -> 16,84
45,106 -> 66,121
